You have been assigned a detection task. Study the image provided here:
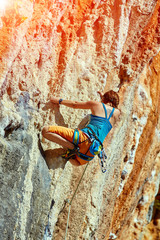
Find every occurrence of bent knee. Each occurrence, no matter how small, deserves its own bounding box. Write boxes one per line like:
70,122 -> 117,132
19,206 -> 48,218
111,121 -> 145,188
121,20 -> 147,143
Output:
42,126 -> 49,137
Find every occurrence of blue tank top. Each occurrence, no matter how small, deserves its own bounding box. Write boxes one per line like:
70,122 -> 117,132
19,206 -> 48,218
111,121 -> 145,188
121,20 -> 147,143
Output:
81,103 -> 115,143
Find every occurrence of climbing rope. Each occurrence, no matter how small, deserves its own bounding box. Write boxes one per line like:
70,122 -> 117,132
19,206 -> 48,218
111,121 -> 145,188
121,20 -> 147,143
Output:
64,162 -> 89,240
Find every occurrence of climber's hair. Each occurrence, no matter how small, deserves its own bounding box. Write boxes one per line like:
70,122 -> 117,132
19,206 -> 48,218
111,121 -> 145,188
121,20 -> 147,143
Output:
102,90 -> 119,108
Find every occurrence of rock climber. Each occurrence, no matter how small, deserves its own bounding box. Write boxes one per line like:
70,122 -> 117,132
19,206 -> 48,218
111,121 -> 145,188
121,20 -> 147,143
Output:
42,90 -> 120,167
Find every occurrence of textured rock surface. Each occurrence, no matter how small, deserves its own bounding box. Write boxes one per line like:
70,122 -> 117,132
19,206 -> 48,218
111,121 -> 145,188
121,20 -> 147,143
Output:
0,0 -> 160,240
142,189 -> 160,240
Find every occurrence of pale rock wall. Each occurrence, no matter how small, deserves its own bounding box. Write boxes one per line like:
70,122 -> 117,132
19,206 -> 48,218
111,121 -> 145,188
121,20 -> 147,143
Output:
0,0 -> 160,240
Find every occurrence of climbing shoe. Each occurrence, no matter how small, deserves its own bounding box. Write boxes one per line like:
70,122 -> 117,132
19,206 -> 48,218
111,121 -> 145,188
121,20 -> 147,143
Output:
62,146 -> 80,160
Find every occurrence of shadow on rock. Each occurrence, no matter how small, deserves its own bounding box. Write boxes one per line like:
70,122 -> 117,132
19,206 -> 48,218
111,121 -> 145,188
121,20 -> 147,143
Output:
42,100 -> 68,127
42,100 -> 55,111
44,148 -> 67,170
38,134 -> 67,170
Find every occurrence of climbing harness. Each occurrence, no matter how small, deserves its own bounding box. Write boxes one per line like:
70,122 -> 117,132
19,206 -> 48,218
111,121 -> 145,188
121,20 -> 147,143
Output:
73,127 -> 104,160
63,128 -> 108,173
73,129 -> 94,161
62,146 -> 80,161
64,162 -> 89,240
62,129 -> 94,162
79,127 -> 108,173
63,147 -> 94,161
86,126 -> 103,155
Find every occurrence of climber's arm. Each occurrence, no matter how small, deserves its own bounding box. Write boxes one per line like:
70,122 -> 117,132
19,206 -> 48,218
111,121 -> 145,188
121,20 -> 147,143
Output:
50,97 -> 97,110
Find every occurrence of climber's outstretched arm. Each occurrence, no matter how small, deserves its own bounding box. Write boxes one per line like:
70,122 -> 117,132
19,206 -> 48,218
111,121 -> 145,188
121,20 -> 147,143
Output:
50,97 -> 98,110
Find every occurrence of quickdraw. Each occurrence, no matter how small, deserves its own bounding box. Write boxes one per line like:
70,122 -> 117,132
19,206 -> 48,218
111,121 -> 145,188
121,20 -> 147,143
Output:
44,200 -> 55,239
98,148 -> 108,173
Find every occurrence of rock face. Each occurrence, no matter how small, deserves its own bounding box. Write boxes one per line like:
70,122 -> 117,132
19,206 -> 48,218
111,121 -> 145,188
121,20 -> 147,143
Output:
0,0 -> 160,240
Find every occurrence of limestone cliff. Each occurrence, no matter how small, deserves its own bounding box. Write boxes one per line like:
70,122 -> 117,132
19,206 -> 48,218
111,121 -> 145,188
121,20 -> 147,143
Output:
0,0 -> 160,240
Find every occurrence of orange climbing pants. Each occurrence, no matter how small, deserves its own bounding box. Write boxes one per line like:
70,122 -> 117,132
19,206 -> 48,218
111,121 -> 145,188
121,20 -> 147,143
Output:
48,126 -> 94,165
